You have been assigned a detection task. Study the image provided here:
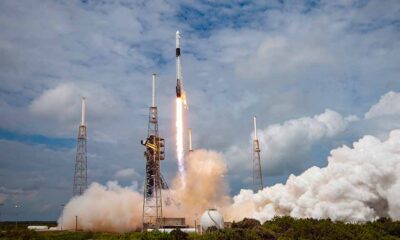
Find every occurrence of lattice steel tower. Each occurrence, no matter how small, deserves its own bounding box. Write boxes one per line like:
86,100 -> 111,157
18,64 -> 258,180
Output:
141,74 -> 167,229
73,97 -> 88,196
252,116 -> 263,191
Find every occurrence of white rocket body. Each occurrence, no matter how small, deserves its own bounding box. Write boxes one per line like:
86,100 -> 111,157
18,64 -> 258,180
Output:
176,31 -> 181,84
175,30 -> 187,108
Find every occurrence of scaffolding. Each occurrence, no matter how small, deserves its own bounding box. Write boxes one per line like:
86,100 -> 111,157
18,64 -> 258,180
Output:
141,74 -> 167,229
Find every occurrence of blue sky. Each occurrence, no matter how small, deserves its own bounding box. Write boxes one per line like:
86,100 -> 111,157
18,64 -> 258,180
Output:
0,0 -> 399,220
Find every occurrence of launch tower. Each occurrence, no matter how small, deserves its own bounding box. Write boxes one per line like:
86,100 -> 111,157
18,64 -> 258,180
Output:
141,74 -> 167,229
73,97 -> 88,196
252,116 -> 263,191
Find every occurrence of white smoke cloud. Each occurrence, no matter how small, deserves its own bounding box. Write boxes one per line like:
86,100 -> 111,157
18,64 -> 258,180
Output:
59,149 -> 229,232
164,149 -> 230,223
226,129 -> 400,222
365,91 -> 400,119
59,181 -> 142,232
59,130 -> 400,231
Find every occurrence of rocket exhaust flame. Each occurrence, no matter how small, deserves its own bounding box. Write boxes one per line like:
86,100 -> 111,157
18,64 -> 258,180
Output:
176,97 -> 185,188
175,30 -> 186,188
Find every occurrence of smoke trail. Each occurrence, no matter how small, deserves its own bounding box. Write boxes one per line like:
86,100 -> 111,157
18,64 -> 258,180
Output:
59,182 -> 142,232
176,97 -> 185,188
225,130 -> 400,222
58,149 -> 229,232
164,149 -> 230,223
58,130 -> 400,232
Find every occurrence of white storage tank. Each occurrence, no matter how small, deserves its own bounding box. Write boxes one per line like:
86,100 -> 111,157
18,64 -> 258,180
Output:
200,208 -> 224,231
27,226 -> 49,231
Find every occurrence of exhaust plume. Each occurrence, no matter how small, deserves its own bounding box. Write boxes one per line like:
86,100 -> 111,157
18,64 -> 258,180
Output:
58,149 -> 229,232
176,97 -> 185,188
226,130 -> 400,222
59,182 -> 142,232
59,130 -> 400,231
164,149 -> 229,223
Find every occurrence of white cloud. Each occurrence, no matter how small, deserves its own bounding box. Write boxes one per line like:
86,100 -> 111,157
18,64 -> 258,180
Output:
30,83 -> 82,123
30,82 -> 123,123
236,36 -> 334,83
365,91 -> 400,119
226,109 -> 357,176
114,168 -> 140,180
18,82 -> 131,139
259,109 -> 356,167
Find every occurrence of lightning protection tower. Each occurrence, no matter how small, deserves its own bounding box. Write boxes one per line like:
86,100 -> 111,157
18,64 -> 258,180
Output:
252,116 -> 263,191
189,128 -> 193,153
141,74 -> 167,230
73,97 -> 88,196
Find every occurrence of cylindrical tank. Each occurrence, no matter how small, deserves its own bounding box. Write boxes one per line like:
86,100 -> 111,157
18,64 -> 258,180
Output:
200,208 -> 224,231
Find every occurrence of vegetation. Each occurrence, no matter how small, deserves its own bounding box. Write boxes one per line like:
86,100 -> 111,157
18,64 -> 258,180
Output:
1,217 -> 399,239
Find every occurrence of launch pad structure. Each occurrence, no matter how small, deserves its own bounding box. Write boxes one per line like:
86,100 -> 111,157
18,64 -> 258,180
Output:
141,74 -> 168,230
252,116 -> 263,191
73,97 -> 88,196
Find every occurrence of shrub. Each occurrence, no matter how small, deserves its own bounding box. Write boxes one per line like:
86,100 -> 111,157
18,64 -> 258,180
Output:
232,218 -> 261,229
169,228 -> 188,240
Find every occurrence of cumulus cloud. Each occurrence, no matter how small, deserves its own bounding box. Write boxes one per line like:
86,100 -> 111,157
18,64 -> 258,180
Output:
258,109 -> 357,171
30,84 -> 82,123
226,109 -> 358,175
226,129 -> 400,222
236,36 -> 334,83
365,91 -> 400,119
114,168 -> 140,180
30,83 -> 123,124
15,82 -> 133,139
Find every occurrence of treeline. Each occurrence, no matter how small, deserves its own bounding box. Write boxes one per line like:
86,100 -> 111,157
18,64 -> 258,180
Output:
0,216 -> 399,239
196,216 -> 400,240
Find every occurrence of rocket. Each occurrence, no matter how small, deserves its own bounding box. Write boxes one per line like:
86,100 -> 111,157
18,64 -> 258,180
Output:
176,30 -> 182,98
175,31 -> 188,108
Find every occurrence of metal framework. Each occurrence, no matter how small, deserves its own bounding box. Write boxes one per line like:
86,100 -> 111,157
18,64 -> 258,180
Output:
73,97 -> 88,196
141,74 -> 167,230
252,116 -> 263,191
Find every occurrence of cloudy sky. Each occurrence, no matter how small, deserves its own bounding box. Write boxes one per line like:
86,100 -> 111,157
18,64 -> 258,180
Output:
0,0 -> 399,220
